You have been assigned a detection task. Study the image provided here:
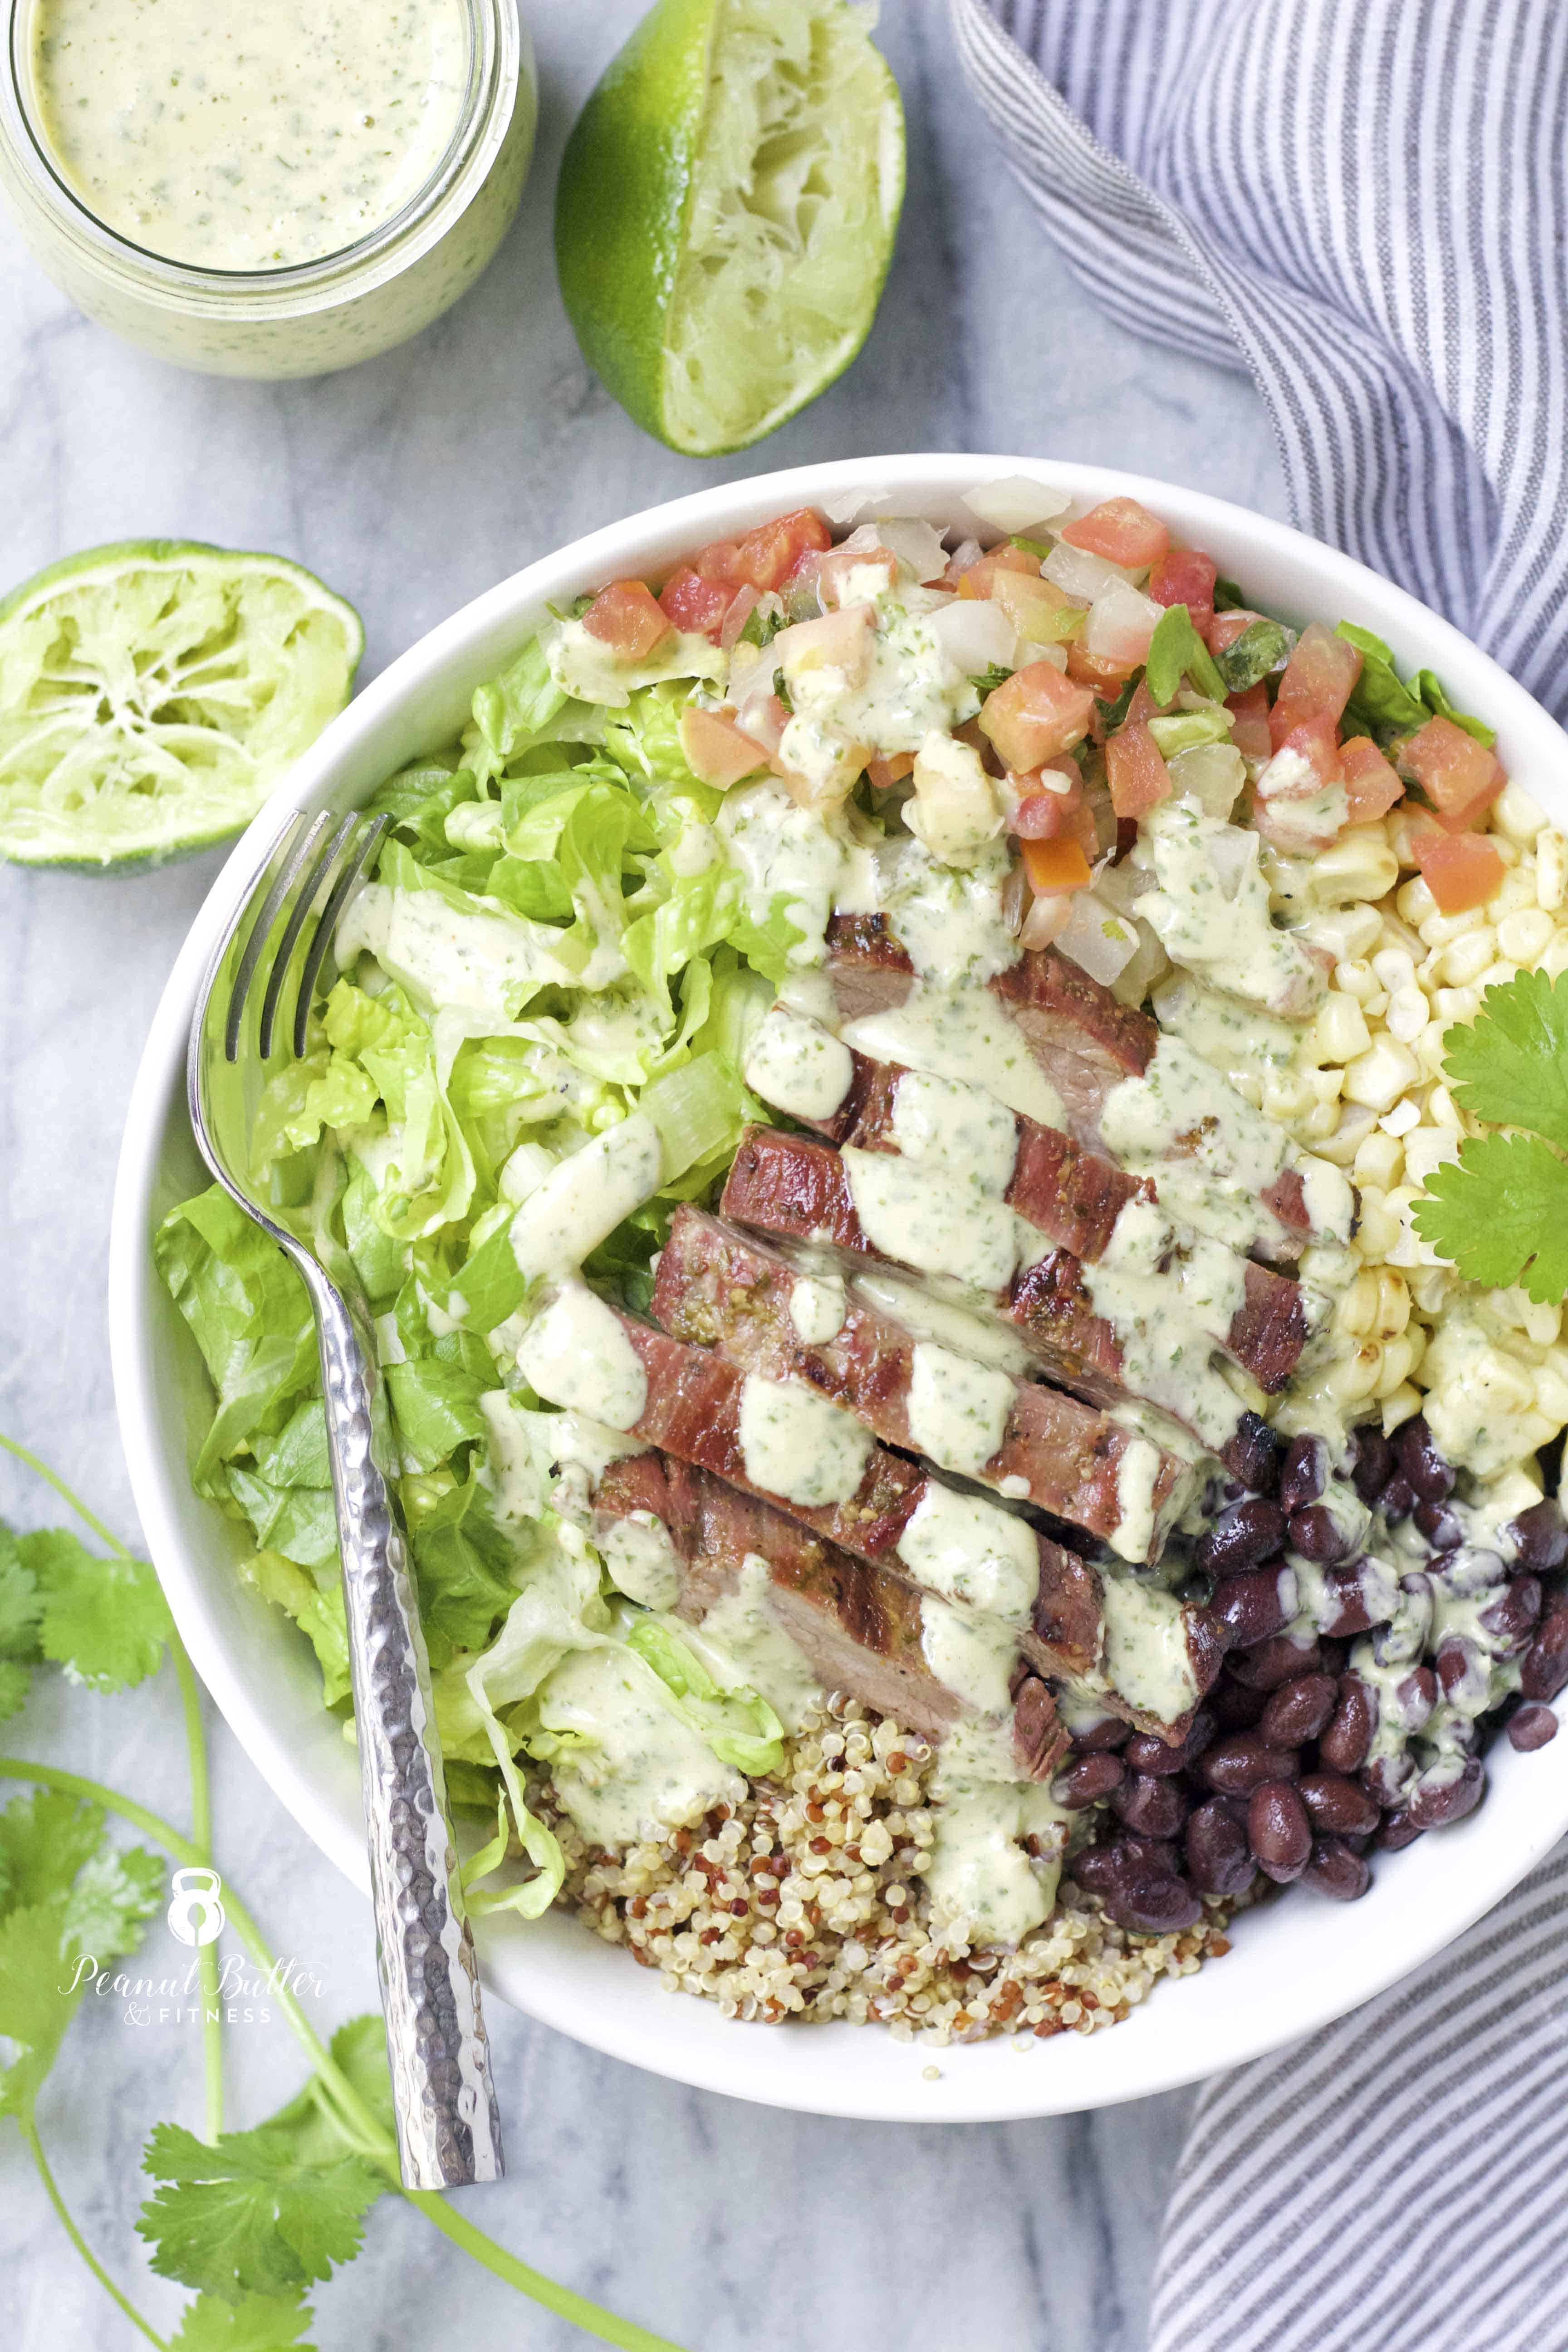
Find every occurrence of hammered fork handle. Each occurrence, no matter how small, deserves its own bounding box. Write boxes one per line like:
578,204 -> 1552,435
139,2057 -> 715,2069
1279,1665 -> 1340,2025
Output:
307,1266 -> 503,2188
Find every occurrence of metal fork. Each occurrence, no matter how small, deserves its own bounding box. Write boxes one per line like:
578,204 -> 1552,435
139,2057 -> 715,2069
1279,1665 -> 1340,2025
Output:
188,805 -> 504,2191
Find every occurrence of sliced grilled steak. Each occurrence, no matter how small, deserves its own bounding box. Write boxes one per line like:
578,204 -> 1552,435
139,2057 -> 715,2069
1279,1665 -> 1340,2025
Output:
719,1127 -> 1299,1451
750,1039 -> 1310,1394
593,1450 -> 1068,1777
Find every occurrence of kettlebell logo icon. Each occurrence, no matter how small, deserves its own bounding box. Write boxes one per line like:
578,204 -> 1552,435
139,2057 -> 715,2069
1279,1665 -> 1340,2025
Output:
167,1868 -> 225,1948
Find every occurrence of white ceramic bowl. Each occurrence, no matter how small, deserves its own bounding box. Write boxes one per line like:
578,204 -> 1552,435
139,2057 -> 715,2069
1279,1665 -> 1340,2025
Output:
110,455 -> 1568,2122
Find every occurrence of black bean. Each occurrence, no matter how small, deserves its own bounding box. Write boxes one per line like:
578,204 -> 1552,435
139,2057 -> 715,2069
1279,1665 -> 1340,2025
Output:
1209,1675 -> 1269,1729
1480,1575 -> 1543,1649
1289,1503 -> 1355,1564
1521,1603 -> 1568,1702
1054,1752 -> 1126,1808
1298,1772 -> 1380,1836
1201,1734 -> 1302,1796
1436,1637 -> 1482,1699
1350,1422 -> 1394,1504
1185,1799 -> 1255,1897
1509,1499 -> 1568,1575
1225,1634 -> 1322,1691
1260,1673 -> 1339,1747
1111,1773 -> 1191,1839
1395,1415 -> 1455,1503
1123,1711 -> 1215,1778
1211,1566 -> 1297,1648
1363,1751 -> 1416,1808
1508,1701 -> 1559,1752
1248,1781 -> 1312,1881
1303,1838 -> 1372,1901
1113,1834 -> 1180,1875
1318,1636 -> 1349,1676
1377,1808 -> 1424,1851
1379,1472 -> 1416,1523
1406,1757 -> 1485,1829
1318,1675 -> 1377,1773
1105,1872 -> 1204,1935
1414,1500 -> 1464,1552
1224,1411 -> 1282,1495
1279,1435 -> 1328,1518
1315,1560 -> 1378,1638
1070,1713 -> 1131,1752
1196,1497 -> 1288,1578
1399,1665 -> 1439,1731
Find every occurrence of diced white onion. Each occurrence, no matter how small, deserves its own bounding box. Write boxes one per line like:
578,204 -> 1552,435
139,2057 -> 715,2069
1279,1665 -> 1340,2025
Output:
822,484 -> 893,525
1044,541 -> 1139,600
874,517 -> 952,583
1084,581 -> 1162,664
1054,890 -> 1140,984
928,596 -> 1018,676
963,475 -> 1073,534
1206,826 -> 1260,901
1019,891 -> 1073,951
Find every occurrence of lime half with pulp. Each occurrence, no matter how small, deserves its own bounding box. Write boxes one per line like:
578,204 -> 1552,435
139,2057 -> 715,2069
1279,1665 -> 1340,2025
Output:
0,540 -> 363,870
556,0 -> 906,457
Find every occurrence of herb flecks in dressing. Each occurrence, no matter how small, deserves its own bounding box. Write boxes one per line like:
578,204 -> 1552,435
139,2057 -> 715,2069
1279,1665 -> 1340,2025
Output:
737,1372 -> 872,1506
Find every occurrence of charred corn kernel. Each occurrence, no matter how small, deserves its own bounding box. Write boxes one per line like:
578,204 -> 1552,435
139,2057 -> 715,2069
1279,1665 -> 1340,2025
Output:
1335,957 -> 1380,1003
1355,1132 -> 1406,1191
1311,991 -> 1373,1064
1381,1381 -> 1422,1433
1494,780 -> 1548,842
1538,830 -> 1567,911
1498,906 -> 1555,965
1396,874 -> 1438,924
1328,1346 -> 1383,1405
1343,1036 -> 1421,1112
1338,1268 -> 1381,1338
1375,1269 -> 1411,1338
1436,928 -> 1498,987
1376,1332 -> 1418,1398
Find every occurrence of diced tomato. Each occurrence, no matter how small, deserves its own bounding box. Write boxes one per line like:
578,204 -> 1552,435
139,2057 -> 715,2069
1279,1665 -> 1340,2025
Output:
814,546 -> 900,609
989,572 -> 1084,642
1227,682 -> 1273,760
1022,836 -> 1093,894
1277,711 -> 1344,786
691,539 -> 741,583
1148,549 -> 1217,632
1067,638 -> 1139,688
730,507 -> 832,594
1252,716 -> 1345,852
678,705 -> 769,789
1413,827 -> 1506,914
1401,714 -> 1505,833
1340,735 -> 1404,826
1060,497 -> 1170,569
1269,622 -> 1363,750
979,662 -> 1098,770
658,566 -> 732,638
1105,720 -> 1171,819
582,579 -> 671,660
956,544 -> 1039,599
1013,771 -> 1085,839
867,750 -> 915,789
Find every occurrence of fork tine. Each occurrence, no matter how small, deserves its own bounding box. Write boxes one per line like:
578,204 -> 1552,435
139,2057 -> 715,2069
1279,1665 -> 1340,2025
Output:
258,813 -> 358,1060
224,812 -> 330,1063
292,813 -> 392,1058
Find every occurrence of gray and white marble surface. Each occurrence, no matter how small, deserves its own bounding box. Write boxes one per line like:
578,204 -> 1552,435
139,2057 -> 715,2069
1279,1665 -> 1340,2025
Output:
0,4 -> 1284,2345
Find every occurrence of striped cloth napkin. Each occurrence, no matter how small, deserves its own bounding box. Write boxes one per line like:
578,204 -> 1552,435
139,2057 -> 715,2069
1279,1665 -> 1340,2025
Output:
946,2 -> 1568,2342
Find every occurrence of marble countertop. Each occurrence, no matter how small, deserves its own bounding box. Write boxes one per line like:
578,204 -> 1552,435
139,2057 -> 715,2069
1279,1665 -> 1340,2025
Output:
0,5 -> 1284,2345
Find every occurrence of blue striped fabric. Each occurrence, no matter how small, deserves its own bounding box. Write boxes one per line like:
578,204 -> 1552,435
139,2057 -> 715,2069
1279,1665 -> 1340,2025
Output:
947,0 -> 1568,723
946,4 -> 1568,2340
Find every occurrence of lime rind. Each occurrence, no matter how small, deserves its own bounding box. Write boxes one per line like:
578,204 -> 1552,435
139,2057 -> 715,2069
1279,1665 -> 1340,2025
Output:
0,541 -> 363,870
556,0 -> 905,459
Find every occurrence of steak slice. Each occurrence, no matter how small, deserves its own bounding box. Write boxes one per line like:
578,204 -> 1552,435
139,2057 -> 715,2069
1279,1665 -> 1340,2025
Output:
719,1126 -> 1296,1452
593,1450 -> 1068,1777
823,916 -> 1332,1259
755,1041 -> 1310,1394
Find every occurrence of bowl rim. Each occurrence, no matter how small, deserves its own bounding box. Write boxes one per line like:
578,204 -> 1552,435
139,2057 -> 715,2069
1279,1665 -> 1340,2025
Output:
109,452 -> 1568,2123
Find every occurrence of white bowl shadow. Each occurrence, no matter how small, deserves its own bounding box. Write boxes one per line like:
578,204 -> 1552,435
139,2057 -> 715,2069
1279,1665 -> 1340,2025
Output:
109,453 -> 1568,2123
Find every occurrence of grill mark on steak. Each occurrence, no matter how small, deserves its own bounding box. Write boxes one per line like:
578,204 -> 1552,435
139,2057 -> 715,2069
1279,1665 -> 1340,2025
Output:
593,1450 -> 1068,1777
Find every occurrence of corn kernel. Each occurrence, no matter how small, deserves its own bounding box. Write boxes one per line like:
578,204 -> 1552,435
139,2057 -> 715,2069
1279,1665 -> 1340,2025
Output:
1475,960 -> 1520,993
1380,1382 -> 1422,1434
1403,1126 -> 1460,1186
1335,957 -> 1379,1004
1354,1132 -> 1405,1191
1371,946 -> 1417,993
1375,1269 -> 1411,1338
1311,991 -> 1373,1065
1498,906 -> 1555,966
1338,1269 -> 1380,1338
1418,906 -> 1487,950
1494,780 -> 1548,842
1385,985 -> 1429,1043
1376,1333 -> 1417,1398
1343,1036 -> 1420,1112
1396,875 -> 1438,924
1541,935 -> 1568,980
1487,868 -> 1536,921
1436,928 -> 1498,987
1381,1097 -> 1421,1135
1434,985 -> 1480,1024
1328,1346 -> 1383,1404
1414,1025 -> 1450,1080
1538,830 -> 1567,911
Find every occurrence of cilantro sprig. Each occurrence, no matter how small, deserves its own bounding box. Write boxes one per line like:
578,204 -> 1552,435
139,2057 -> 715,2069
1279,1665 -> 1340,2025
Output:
1413,971 -> 1568,1302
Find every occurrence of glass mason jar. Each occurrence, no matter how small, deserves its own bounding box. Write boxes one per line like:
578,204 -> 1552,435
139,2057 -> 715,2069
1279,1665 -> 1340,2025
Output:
0,0 -> 535,379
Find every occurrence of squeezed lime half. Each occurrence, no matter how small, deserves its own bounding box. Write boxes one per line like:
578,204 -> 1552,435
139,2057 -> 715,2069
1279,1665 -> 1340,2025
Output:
556,0 -> 906,457
0,540 -> 363,870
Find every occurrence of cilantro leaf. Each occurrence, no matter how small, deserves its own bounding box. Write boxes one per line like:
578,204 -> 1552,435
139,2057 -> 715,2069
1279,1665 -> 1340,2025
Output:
169,2291 -> 317,2352
22,1529 -> 171,1693
1215,618 -> 1289,694
1145,605 -> 1226,706
968,664 -> 1014,697
139,2120 -> 386,2300
1413,1134 -> 1568,1303
0,1900 -> 85,2122
0,1661 -> 31,1721
0,1790 -> 106,1912
1438,970 -> 1568,1148
0,1531 -> 43,1660
63,1844 -> 166,1960
1212,576 -> 1247,612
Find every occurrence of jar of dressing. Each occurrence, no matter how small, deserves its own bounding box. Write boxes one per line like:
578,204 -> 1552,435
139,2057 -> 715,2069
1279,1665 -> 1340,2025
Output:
0,0 -> 534,377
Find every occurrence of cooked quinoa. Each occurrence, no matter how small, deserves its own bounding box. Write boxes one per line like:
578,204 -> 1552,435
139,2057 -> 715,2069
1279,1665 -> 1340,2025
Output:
548,1696 -> 1241,2043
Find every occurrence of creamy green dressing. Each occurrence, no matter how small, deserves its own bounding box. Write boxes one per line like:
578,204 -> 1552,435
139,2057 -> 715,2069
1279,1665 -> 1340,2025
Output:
894,1480 -> 1039,1619
545,617 -> 724,710
515,1282 -> 647,1431
1096,1575 -> 1200,1723
1083,1196 -> 1254,1450
338,881 -> 624,1017
905,1341 -> 1014,1478
1132,800 -> 1326,1017
29,0 -> 470,269
1108,1437 -> 1165,1567
788,1273 -> 847,1345
843,1145 -> 1022,1294
890,1069 -> 1019,1193
508,1112 -> 662,1283
598,1512 -> 681,1613
921,1717 -> 1071,1945
742,1003 -> 853,1122
920,1595 -> 1018,1715
687,1556 -> 825,1735
842,984 -> 1066,1127
537,1646 -> 744,1848
736,1372 -> 872,1505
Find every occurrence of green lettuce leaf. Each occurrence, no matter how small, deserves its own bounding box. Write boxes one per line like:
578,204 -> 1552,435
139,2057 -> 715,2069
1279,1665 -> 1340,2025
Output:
154,1189 -> 318,1486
